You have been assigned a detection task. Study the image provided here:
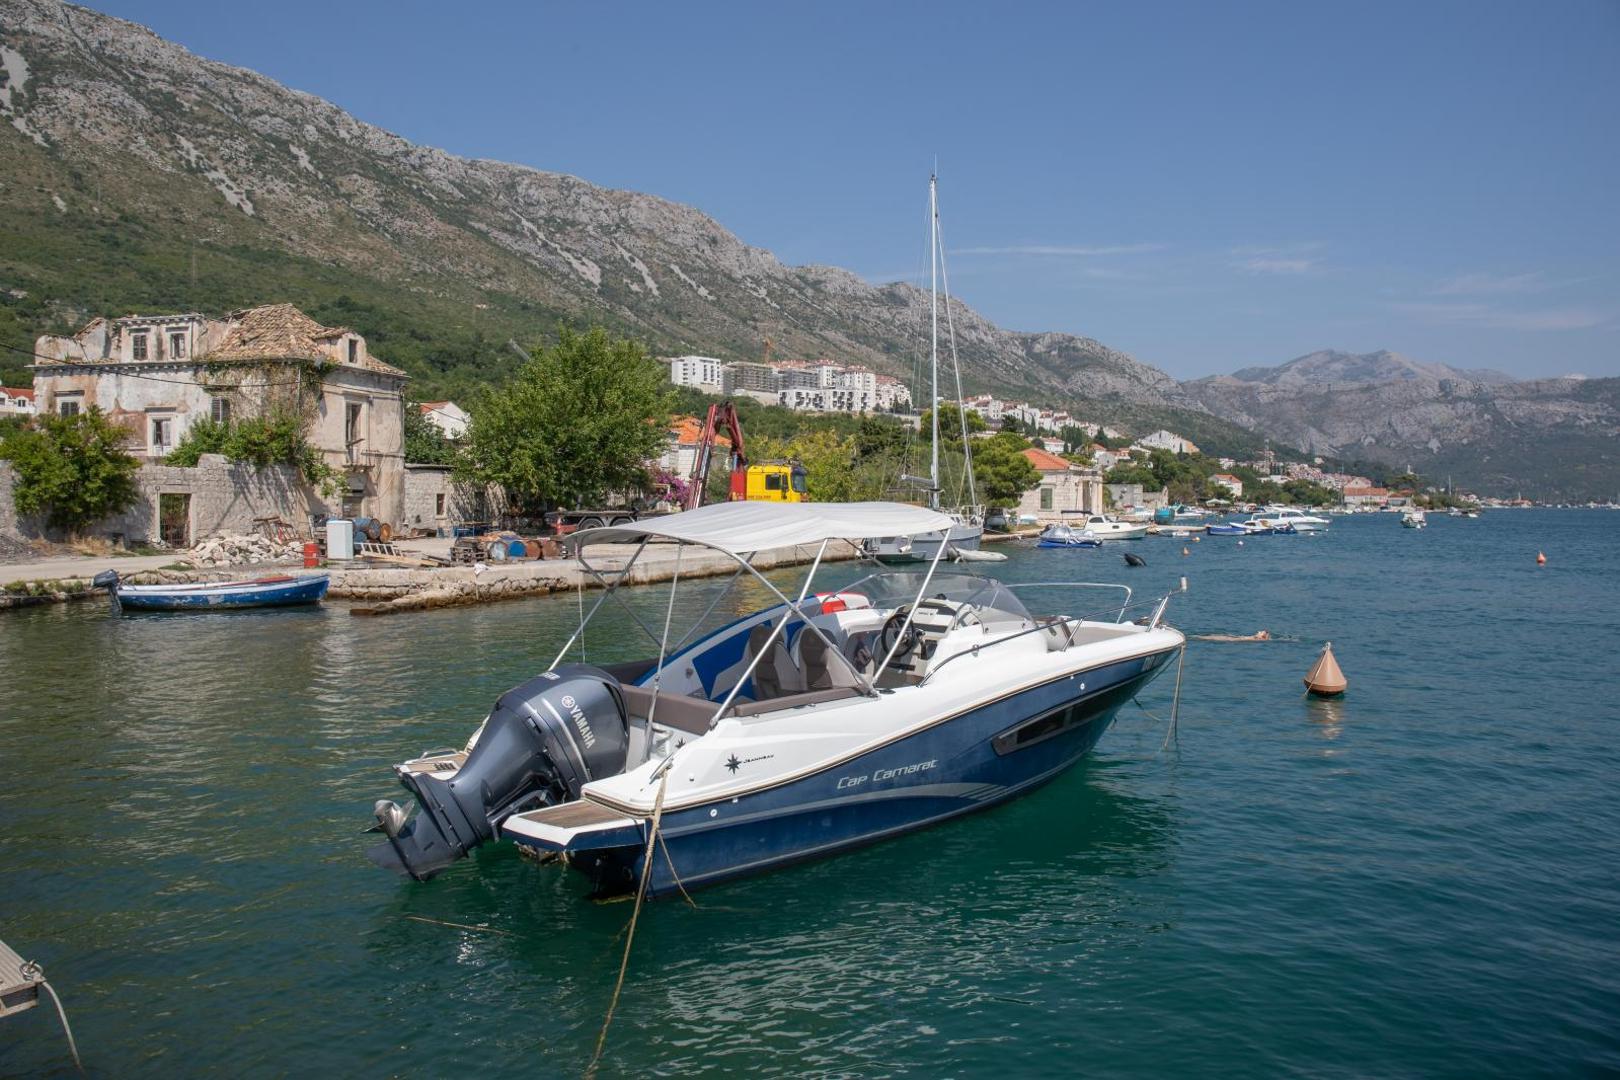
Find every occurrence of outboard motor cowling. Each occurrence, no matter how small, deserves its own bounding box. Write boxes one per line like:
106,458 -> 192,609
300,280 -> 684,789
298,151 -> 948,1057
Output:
368,664 -> 630,880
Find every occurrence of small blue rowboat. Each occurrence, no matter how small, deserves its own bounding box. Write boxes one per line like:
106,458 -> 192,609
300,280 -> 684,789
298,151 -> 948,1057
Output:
93,570 -> 330,612
1205,523 -> 1248,536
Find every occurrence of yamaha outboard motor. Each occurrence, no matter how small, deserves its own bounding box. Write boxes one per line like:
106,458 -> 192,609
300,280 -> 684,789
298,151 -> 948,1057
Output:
367,664 -> 630,880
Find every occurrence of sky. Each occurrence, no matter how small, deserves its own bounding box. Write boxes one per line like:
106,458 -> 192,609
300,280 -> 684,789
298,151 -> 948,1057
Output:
92,0 -> 1620,380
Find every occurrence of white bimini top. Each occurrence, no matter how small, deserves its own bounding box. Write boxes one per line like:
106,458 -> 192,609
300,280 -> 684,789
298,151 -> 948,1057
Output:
571,501 -> 956,555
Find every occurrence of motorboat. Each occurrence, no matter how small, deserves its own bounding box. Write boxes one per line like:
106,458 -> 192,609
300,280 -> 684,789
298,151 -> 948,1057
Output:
1154,504 -> 1208,526
92,570 -> 329,611
1072,514 -> 1149,540
1232,517 -> 1296,535
1253,506 -> 1330,532
1401,509 -> 1427,529
364,501 -> 1185,896
1204,522 -> 1249,536
1036,523 -> 1103,548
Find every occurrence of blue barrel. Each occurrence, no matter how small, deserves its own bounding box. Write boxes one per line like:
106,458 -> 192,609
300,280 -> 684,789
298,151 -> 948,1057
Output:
1153,507 -> 1174,524
506,539 -> 527,558
487,540 -> 509,561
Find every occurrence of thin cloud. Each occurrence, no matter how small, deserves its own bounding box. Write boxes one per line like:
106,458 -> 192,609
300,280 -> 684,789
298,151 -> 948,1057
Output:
1435,271 -> 1555,296
1392,301 -> 1609,331
1229,244 -> 1323,275
952,243 -> 1166,257
1234,257 -> 1317,275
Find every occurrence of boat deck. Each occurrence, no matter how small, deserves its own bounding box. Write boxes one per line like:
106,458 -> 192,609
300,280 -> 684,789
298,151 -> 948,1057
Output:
519,799 -> 632,830
0,937 -> 40,1018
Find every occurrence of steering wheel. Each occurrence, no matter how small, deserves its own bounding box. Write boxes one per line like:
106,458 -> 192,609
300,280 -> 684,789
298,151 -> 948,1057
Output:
879,607 -> 920,664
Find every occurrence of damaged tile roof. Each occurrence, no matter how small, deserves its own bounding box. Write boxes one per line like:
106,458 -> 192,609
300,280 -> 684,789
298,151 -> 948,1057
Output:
207,304 -> 407,376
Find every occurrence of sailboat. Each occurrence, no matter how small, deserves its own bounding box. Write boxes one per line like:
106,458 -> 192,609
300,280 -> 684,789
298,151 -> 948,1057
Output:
868,174 -> 985,564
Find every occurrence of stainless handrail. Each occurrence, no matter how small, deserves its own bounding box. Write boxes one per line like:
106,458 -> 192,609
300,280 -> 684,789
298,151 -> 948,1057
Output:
918,590 -> 1176,686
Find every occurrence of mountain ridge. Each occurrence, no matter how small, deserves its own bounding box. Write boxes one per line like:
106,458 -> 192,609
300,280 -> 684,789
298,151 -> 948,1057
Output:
2,0 -> 1615,497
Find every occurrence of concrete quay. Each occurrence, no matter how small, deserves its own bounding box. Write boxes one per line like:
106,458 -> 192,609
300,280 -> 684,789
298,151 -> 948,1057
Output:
2,539 -> 863,613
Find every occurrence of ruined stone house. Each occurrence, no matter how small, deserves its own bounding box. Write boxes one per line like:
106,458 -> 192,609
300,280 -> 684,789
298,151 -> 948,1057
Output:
32,304 -> 407,543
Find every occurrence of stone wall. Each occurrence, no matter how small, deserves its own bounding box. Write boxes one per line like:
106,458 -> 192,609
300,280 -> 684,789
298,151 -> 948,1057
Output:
402,465 -> 483,535
0,461 -> 48,548
103,454 -> 328,546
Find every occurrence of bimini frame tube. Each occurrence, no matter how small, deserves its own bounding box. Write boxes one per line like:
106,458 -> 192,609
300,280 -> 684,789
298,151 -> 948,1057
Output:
873,528 -> 952,675
705,539 -> 880,725
549,537 -> 651,670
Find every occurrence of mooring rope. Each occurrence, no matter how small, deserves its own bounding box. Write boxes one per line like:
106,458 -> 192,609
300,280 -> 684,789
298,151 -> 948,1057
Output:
586,767 -> 670,1079
1161,644 -> 1187,751
19,960 -> 82,1074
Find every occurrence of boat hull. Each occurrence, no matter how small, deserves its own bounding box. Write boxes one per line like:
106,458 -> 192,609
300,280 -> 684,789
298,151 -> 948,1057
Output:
519,647 -> 1176,898
115,574 -> 330,610
871,521 -> 983,563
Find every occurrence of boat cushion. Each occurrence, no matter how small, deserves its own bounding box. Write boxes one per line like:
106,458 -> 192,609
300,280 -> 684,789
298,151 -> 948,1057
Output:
616,683 -> 719,736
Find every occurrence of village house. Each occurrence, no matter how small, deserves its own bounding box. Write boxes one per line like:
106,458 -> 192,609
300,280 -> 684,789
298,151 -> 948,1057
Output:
32,304 -> 408,542
1016,447 -> 1103,521
1341,485 -> 1391,509
418,400 -> 469,440
1210,472 -> 1244,498
0,386 -> 35,415
1136,429 -> 1200,455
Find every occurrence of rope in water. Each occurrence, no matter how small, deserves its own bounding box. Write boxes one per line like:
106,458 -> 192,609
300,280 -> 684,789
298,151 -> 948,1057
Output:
19,960 -> 83,1073
585,768 -> 670,1078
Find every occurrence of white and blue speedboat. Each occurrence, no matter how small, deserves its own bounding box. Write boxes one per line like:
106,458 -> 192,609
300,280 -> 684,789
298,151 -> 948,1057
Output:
365,501 -> 1185,897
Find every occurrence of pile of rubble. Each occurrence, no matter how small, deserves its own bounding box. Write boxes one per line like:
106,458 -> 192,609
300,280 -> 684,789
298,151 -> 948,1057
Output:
186,533 -> 304,568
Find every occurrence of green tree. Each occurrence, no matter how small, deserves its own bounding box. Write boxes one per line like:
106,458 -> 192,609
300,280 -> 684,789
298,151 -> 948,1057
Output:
919,402 -> 986,444
459,327 -> 672,511
403,401 -> 458,465
0,409 -> 140,533
971,432 -> 1041,508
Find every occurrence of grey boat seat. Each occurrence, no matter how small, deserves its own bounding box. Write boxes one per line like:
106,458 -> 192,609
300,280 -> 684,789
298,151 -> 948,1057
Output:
745,621 -> 805,700
799,626 -> 865,690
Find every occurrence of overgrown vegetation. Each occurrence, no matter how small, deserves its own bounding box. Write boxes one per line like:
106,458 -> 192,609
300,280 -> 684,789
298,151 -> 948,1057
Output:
164,415 -> 343,496
0,409 -> 140,532
403,401 -> 458,466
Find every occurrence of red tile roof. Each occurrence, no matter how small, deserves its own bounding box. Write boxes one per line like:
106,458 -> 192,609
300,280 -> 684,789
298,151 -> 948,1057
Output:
1022,447 -> 1074,471
1,387 -> 34,400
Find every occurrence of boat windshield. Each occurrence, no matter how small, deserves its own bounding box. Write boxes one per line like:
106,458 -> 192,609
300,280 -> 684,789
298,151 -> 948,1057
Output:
843,570 -> 1032,626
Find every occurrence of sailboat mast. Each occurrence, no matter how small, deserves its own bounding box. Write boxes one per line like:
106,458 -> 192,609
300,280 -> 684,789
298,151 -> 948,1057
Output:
929,173 -> 940,510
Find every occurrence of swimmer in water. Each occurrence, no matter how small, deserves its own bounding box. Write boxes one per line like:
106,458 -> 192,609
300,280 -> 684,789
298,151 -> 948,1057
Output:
1193,629 -> 1272,642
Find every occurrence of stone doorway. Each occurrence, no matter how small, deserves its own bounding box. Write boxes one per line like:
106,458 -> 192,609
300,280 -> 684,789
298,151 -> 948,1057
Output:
159,493 -> 191,548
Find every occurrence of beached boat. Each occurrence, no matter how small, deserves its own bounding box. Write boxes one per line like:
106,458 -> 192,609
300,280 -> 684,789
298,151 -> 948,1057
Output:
93,570 -> 330,611
1036,523 -> 1104,548
364,501 -> 1185,895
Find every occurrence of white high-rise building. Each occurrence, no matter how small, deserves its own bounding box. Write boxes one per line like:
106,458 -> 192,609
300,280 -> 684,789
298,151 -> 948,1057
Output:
668,355 -> 728,391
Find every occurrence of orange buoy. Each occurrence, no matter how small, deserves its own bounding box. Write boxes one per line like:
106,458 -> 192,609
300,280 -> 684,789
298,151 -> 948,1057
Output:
1536,551 -> 1547,565
1304,642 -> 1347,697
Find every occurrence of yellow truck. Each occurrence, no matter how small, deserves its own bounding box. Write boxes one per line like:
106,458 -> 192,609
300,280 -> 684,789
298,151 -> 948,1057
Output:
743,461 -> 809,502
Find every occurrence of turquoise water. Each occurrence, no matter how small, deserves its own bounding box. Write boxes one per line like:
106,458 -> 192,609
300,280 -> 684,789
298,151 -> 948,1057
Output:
2,510 -> 1617,1077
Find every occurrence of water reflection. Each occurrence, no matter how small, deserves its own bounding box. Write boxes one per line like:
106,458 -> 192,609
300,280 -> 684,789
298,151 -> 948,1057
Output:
357,760 -> 1179,1073
1304,695 -> 1346,741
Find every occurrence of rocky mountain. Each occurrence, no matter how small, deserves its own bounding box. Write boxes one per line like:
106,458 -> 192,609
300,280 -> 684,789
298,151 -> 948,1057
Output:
1228,349 -> 1516,388
1181,351 -> 1620,500
0,2 -> 1610,496
0,0 -> 1194,415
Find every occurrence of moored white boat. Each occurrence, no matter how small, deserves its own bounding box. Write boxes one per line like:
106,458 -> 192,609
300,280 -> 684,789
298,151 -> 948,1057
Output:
1036,523 -> 1103,548
1254,506 -> 1330,532
364,501 -> 1185,896
1401,509 -> 1427,529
